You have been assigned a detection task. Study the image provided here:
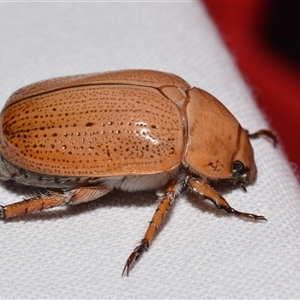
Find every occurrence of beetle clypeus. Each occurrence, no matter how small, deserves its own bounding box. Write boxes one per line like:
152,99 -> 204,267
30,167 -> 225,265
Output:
0,70 -> 277,275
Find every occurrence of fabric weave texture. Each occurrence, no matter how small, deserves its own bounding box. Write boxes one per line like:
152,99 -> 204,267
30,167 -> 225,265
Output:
0,2 -> 299,299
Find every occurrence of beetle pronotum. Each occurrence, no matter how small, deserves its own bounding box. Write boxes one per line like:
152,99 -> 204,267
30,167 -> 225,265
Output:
0,70 -> 276,275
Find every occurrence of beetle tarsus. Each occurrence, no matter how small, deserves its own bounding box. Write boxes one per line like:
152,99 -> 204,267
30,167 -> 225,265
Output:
122,177 -> 184,276
228,207 -> 267,221
187,177 -> 266,222
122,239 -> 149,276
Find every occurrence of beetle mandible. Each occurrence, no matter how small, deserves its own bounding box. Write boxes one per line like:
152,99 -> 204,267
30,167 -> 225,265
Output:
0,70 -> 277,275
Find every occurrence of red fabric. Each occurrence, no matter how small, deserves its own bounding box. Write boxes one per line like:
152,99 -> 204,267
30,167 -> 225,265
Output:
203,1 -> 300,175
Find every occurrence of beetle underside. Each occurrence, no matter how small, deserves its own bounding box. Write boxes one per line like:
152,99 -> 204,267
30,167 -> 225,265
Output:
0,129 -> 277,275
0,156 -> 267,276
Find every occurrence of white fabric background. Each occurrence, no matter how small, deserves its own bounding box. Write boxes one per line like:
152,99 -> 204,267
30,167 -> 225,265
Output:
1,2 -> 300,299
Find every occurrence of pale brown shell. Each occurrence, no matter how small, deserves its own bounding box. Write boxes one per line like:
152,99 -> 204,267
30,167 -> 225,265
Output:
0,70 -> 256,181
0,70 -> 190,177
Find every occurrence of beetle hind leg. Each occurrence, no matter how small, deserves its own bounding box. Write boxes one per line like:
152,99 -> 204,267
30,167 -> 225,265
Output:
187,177 -> 267,221
122,174 -> 186,276
0,184 -> 112,219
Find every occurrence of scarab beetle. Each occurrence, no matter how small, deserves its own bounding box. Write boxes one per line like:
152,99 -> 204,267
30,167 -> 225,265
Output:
0,70 -> 276,275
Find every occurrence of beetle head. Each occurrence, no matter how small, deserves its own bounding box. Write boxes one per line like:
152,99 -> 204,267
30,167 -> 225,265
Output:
230,126 -> 257,186
183,88 -> 257,186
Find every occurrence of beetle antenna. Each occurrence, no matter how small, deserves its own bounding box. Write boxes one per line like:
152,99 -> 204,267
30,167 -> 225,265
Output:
246,129 -> 278,147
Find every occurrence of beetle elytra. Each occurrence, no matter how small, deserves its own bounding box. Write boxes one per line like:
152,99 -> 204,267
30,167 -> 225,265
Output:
0,70 -> 277,275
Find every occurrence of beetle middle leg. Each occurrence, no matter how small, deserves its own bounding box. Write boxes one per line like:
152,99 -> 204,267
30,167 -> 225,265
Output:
187,177 -> 266,221
0,184 -> 112,219
122,174 -> 186,276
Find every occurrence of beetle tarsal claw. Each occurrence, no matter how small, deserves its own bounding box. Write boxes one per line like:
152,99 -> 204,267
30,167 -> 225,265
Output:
240,183 -> 247,192
122,251 -> 139,277
122,239 -> 149,276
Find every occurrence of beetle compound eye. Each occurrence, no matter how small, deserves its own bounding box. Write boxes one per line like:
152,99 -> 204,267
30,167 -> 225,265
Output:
232,160 -> 246,178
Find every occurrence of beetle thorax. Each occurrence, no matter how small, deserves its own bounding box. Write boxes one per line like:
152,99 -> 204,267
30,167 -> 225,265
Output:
182,87 -> 256,184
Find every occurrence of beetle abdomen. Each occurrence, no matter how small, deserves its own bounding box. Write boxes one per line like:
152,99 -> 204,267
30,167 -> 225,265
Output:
0,85 -> 184,177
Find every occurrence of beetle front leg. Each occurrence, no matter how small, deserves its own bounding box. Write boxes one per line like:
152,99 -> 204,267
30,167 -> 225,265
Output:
0,185 -> 111,219
187,177 -> 266,221
122,176 -> 185,276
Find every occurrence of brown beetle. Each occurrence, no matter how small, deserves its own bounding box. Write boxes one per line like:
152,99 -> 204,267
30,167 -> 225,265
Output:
0,70 -> 276,275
